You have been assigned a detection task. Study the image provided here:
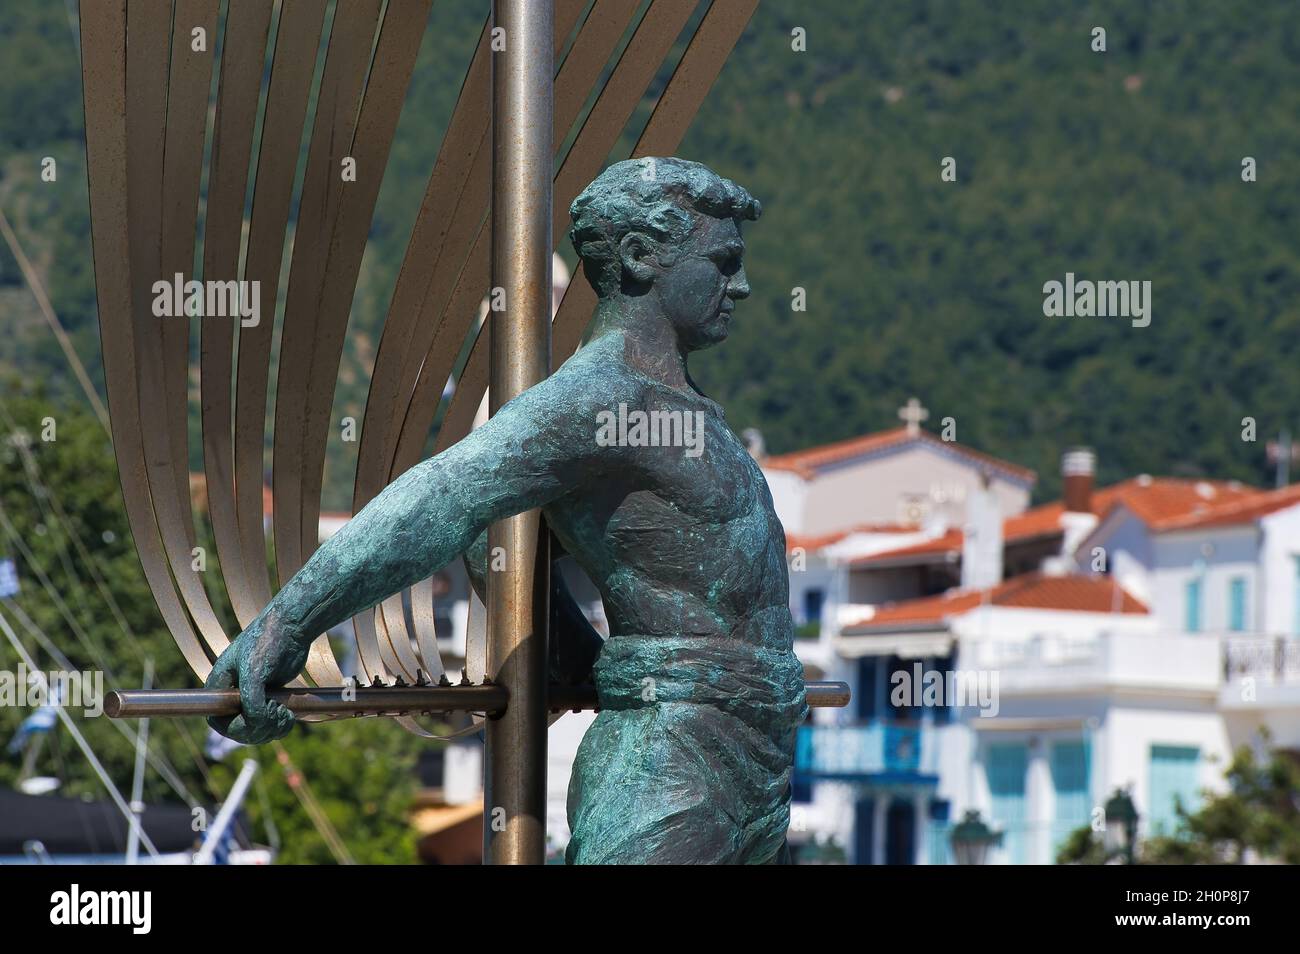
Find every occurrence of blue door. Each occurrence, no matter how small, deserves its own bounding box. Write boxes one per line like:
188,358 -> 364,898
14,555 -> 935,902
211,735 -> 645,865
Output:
1051,740 -> 1090,856
987,743 -> 1028,863
1148,745 -> 1200,835
885,799 -> 915,865
854,796 -> 875,864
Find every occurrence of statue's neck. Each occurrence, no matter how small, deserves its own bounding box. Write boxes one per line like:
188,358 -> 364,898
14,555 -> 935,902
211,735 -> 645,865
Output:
587,296 -> 694,392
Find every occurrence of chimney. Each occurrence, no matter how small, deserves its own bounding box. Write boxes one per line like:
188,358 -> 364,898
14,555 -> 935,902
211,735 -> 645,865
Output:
961,473 -> 1003,590
743,428 -> 766,461
1062,447 -> 1095,514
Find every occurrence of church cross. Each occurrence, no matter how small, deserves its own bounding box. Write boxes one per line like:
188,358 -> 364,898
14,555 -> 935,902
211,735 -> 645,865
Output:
898,397 -> 929,436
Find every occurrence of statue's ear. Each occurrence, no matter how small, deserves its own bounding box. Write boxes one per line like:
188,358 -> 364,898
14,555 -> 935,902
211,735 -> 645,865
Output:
617,231 -> 657,285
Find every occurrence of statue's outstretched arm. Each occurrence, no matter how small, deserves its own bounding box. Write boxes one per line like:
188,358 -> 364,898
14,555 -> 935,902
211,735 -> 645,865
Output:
205,372 -> 605,742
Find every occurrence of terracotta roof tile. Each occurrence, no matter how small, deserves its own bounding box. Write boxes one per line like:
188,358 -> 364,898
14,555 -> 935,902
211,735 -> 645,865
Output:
1150,482 -> 1300,531
843,572 -> 1147,632
784,523 -> 920,554
763,427 -> 1036,484
849,477 -> 1259,567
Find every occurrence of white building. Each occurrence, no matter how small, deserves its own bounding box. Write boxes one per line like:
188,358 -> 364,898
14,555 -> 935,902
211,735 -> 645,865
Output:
786,431 -> 1300,864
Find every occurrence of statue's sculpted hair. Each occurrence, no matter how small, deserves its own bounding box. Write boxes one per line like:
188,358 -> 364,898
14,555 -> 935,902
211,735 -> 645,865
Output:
568,157 -> 761,298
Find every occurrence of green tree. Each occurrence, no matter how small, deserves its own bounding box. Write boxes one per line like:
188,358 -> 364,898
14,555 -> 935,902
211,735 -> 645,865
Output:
1057,739 -> 1300,864
0,390 -> 431,863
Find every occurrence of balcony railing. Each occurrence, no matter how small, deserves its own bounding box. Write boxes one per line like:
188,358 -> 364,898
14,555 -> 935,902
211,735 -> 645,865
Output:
795,721 -> 939,780
1223,635 -> 1300,686
964,631 -> 1221,694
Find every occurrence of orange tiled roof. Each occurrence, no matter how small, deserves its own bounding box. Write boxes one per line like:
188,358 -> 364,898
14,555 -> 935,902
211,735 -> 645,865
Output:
850,477 -> 1258,567
763,427 -> 1037,484
843,572 -> 1147,632
784,523 -> 921,554
847,528 -> 964,564
1150,482 -> 1300,532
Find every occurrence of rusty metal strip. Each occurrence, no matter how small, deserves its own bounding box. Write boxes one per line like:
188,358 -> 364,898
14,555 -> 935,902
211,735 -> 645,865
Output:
399,0 -> 701,468
270,0 -> 383,590
232,0 -> 330,620
348,17 -> 492,525
200,0 -> 275,629
82,0 -> 214,681
352,1 -> 584,524
122,0 -> 233,665
373,0 -> 629,685
294,0 -> 434,571
387,0 -> 645,474
127,0 -> 238,663
158,0 -> 220,542
285,0 -> 435,688
351,1 -> 587,688
553,0 -> 760,359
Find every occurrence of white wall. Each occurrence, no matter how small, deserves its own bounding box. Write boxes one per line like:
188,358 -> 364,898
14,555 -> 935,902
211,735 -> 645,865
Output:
765,468 -> 808,535
1152,527 -> 1260,633
1259,506 -> 1300,635
1101,704 -> 1230,837
764,443 -> 1031,539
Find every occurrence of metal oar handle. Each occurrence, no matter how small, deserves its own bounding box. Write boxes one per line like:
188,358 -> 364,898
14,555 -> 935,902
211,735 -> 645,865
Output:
104,680 -> 851,719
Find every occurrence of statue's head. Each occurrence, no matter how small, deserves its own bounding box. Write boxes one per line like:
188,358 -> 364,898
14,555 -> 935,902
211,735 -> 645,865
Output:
569,157 -> 761,351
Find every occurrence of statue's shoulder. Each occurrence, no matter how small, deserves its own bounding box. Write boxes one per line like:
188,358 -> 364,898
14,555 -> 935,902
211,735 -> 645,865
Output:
552,338 -> 649,404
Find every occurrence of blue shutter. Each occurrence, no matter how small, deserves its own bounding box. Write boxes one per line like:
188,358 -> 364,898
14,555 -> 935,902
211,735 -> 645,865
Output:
987,743 -> 1028,864
1185,578 -> 1202,633
1148,745 -> 1200,835
1228,577 -> 1247,632
1051,740 -> 1090,855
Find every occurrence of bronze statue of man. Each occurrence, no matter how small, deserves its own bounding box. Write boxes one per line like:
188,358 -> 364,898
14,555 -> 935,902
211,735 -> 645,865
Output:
207,158 -> 807,864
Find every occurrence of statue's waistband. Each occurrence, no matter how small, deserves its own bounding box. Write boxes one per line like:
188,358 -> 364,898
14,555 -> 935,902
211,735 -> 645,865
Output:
592,635 -> 807,729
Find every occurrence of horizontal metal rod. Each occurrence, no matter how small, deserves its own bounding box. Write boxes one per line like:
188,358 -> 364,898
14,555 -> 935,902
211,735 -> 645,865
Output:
104,681 -> 851,719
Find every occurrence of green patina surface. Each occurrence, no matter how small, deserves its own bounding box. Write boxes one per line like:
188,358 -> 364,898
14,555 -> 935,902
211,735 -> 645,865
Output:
207,159 -> 807,863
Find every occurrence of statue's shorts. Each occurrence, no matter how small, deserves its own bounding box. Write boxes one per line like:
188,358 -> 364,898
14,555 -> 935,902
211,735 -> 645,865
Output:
565,634 -> 808,864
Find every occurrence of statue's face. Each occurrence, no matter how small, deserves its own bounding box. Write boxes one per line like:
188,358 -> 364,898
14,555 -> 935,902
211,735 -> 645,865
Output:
654,214 -> 750,351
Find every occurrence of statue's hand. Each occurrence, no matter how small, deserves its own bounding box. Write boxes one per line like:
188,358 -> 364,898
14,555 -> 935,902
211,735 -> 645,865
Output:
204,613 -> 310,744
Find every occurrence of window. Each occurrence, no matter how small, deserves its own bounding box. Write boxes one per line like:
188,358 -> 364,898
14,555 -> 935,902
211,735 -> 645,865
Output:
1185,578 -> 1202,633
1228,577 -> 1247,632
803,587 -> 825,625
1148,745 -> 1200,835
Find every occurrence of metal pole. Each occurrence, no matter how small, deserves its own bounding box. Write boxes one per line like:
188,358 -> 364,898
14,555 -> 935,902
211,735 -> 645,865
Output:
125,658 -> 153,865
194,758 -> 259,865
485,0 -> 553,865
101,680 -> 851,719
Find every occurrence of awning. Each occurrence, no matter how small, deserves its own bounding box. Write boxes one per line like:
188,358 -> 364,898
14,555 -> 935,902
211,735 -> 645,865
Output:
834,632 -> 954,659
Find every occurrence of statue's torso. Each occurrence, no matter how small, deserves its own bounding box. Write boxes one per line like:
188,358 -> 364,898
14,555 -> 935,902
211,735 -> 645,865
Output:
544,350 -> 793,652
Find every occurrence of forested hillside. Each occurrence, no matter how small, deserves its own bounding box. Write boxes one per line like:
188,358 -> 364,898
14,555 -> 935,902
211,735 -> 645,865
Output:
2,0 -> 1298,506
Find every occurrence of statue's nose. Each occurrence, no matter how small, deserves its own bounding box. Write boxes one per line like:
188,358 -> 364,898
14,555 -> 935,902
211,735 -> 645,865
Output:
728,268 -> 750,300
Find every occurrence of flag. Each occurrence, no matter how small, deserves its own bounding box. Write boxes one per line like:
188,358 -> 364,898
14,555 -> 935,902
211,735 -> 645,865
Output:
6,684 -> 59,754
204,727 -> 245,762
0,558 -> 19,598
200,820 -> 238,865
